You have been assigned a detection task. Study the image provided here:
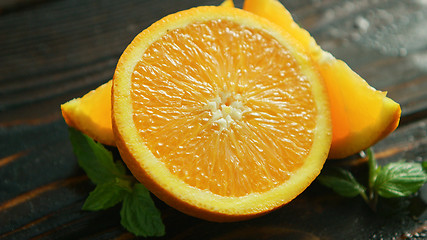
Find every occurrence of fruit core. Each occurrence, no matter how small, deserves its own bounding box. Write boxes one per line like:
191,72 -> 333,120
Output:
207,91 -> 248,131
130,19 -> 317,197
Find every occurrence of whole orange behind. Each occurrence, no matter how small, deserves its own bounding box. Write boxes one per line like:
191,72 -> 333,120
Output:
112,6 -> 331,221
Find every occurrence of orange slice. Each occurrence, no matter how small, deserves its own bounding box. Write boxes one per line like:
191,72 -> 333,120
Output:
112,6 -> 331,221
61,80 -> 115,146
243,0 -> 401,159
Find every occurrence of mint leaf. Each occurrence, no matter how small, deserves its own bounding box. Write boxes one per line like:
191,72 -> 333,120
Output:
120,184 -> 165,237
68,128 -> 165,237
318,167 -> 366,197
82,178 -> 132,211
68,128 -> 126,184
374,161 -> 427,198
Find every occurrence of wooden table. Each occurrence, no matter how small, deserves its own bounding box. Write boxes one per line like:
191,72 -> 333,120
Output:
1,0 -> 426,239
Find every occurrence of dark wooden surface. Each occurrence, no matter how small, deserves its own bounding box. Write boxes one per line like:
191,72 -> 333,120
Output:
1,0 -> 427,239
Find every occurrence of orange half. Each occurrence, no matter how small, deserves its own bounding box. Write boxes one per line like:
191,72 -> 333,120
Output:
112,6 -> 331,221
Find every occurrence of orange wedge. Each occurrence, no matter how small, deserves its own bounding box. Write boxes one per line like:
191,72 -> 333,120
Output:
112,6 -> 331,221
61,80 -> 115,146
243,0 -> 401,158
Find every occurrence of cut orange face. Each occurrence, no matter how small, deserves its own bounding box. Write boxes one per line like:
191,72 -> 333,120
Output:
243,0 -> 401,158
112,6 -> 331,221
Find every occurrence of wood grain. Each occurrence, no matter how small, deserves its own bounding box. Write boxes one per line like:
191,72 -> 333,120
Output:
1,0 -> 426,239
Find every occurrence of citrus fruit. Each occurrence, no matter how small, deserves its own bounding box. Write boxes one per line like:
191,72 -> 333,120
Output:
112,6 -> 331,221
243,0 -> 401,158
61,80 -> 115,146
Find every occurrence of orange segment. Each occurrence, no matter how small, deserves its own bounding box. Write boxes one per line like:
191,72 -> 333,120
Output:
244,0 -> 313,51
243,0 -> 401,159
113,6 -> 331,221
318,59 -> 401,158
61,80 -> 115,146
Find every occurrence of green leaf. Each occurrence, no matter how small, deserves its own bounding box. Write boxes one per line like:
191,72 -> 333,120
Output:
82,178 -> 132,211
120,184 -> 165,237
318,167 -> 366,197
68,128 -> 164,236
68,128 -> 126,184
422,161 -> 427,172
374,161 -> 427,198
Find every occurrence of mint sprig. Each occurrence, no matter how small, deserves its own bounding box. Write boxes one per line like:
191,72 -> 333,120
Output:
68,128 -> 165,237
318,147 -> 427,211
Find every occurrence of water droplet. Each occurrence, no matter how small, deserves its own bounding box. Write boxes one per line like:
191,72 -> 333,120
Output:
354,16 -> 370,33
